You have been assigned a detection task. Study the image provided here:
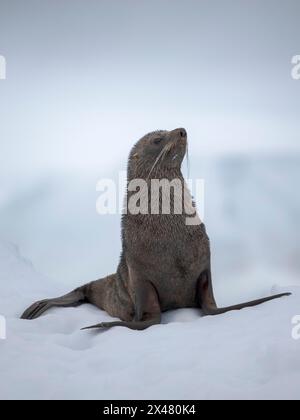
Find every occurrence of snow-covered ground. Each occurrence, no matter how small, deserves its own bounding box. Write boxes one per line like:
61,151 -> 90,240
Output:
0,240 -> 300,400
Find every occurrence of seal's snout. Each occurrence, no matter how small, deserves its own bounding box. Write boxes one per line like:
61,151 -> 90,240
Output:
170,128 -> 187,144
179,128 -> 187,138
171,127 -> 187,139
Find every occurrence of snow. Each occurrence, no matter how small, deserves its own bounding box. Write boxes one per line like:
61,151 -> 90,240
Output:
0,240 -> 300,400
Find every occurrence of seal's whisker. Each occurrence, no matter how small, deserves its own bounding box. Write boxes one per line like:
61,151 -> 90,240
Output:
186,140 -> 190,180
147,143 -> 170,180
147,150 -> 165,180
154,142 -> 173,176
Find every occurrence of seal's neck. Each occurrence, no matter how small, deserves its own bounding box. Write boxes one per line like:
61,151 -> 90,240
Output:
127,165 -> 184,183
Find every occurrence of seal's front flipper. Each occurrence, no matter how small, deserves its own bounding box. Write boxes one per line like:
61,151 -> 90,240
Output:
21,289 -> 86,320
81,316 -> 161,331
198,270 -> 291,316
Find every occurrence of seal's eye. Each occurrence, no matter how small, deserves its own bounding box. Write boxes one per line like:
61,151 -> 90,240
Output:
153,137 -> 162,145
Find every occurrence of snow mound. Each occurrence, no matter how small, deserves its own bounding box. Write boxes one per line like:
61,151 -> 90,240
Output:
0,240 -> 300,400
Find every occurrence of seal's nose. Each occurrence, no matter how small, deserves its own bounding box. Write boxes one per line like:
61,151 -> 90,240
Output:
172,127 -> 187,139
179,128 -> 187,138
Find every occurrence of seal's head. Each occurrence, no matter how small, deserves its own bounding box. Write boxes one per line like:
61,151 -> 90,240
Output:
129,128 -> 187,179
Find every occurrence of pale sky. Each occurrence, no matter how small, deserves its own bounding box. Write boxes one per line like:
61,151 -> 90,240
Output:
0,0 -> 300,175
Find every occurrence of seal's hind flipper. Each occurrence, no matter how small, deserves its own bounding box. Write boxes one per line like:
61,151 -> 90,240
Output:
202,292 -> 291,315
21,289 -> 86,320
198,270 -> 291,316
21,299 -> 54,319
81,316 -> 161,331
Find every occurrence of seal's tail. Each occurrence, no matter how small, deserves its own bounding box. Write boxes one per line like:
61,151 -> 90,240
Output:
198,270 -> 291,316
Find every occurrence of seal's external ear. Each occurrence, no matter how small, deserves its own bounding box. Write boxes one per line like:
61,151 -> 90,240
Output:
132,153 -> 139,160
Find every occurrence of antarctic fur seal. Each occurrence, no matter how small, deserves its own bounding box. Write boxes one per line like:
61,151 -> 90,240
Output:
21,128 -> 290,330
